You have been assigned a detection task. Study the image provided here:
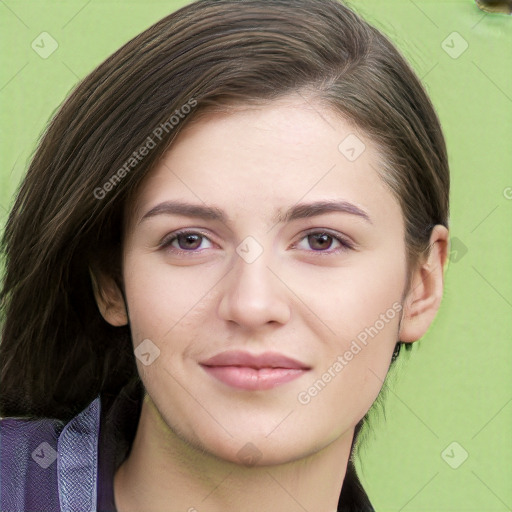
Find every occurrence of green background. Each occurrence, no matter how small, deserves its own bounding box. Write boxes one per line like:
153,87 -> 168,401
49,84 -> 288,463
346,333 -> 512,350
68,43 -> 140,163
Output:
1,1 -> 511,510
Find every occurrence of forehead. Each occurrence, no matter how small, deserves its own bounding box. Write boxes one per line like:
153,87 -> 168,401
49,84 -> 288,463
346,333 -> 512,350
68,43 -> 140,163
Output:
128,96 -> 401,231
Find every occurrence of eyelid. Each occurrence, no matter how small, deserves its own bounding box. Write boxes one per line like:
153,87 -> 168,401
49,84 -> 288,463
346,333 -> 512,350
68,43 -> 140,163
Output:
159,229 -> 216,251
159,228 -> 356,255
293,228 -> 355,252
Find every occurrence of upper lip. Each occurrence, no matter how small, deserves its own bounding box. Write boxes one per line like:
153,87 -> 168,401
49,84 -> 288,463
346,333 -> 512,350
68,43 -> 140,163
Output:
200,350 -> 310,370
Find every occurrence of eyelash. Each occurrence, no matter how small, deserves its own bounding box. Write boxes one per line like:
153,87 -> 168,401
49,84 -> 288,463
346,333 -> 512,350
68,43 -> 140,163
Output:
294,230 -> 355,255
160,229 -> 354,256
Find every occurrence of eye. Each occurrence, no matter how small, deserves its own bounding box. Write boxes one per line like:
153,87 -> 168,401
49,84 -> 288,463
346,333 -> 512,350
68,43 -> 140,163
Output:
161,230 -> 213,253
294,230 -> 353,254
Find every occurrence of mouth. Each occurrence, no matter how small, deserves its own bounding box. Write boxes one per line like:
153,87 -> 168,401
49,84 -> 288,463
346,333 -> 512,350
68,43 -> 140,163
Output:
199,350 -> 311,391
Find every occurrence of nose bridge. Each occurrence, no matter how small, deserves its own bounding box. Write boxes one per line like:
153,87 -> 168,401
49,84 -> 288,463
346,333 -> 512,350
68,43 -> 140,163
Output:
235,257 -> 269,296
218,236 -> 290,327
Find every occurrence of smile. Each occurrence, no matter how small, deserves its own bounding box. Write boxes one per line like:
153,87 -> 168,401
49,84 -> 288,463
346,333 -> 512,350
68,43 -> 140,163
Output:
199,350 -> 311,391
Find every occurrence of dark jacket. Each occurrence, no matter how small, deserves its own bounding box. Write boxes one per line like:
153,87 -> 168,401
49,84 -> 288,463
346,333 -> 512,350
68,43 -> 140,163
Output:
0,380 -> 375,511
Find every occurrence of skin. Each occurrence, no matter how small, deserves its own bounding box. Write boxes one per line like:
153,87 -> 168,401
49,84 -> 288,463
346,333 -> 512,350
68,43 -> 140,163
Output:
94,96 -> 448,512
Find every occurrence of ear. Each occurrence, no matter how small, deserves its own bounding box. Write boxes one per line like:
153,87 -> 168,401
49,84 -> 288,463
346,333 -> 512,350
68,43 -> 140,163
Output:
89,267 -> 128,327
398,225 -> 449,343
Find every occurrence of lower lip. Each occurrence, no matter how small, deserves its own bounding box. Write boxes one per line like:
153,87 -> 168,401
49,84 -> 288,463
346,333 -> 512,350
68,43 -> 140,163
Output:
201,365 -> 308,390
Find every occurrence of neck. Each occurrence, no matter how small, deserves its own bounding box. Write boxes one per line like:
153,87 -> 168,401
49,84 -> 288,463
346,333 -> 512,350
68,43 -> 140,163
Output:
114,395 -> 353,512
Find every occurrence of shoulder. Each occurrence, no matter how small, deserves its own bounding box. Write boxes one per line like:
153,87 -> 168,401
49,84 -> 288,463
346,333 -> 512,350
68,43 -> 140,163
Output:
0,397 -> 102,512
0,382 -> 142,512
1,415 -> 63,511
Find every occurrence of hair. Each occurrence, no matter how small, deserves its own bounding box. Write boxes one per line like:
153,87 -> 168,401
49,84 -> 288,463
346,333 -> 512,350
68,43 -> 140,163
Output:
0,0 -> 449,507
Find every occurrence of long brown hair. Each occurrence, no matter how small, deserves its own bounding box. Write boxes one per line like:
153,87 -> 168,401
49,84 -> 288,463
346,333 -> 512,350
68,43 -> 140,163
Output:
1,0 -> 449,506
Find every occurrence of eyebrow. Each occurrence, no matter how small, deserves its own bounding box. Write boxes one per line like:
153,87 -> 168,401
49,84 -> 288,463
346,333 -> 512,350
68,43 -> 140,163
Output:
140,201 -> 227,224
275,200 -> 372,225
139,199 -> 372,226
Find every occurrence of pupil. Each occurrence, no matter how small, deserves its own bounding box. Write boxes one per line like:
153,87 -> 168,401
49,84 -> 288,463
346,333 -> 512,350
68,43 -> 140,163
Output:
179,234 -> 201,250
309,233 -> 332,250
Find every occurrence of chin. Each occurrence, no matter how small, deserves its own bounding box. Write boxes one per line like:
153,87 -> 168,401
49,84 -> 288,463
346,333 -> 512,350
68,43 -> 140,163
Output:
196,426 -> 331,469
210,443 -> 307,468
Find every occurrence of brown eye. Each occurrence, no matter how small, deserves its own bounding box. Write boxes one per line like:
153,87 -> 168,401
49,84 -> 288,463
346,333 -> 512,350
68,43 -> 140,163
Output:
175,233 -> 203,250
308,233 -> 334,251
294,230 -> 353,255
161,231 -> 213,253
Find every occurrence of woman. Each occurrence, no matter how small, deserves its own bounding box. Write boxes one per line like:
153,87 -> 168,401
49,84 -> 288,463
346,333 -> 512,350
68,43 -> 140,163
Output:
0,0 -> 449,510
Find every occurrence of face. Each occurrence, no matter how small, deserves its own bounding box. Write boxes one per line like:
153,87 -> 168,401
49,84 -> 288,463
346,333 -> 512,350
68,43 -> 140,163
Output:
120,96 -> 408,465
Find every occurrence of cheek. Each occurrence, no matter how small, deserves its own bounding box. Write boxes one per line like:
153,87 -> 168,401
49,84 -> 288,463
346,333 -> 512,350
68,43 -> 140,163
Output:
287,250 -> 404,404
280,250 -> 405,344
295,298 -> 402,431
122,250 -> 218,341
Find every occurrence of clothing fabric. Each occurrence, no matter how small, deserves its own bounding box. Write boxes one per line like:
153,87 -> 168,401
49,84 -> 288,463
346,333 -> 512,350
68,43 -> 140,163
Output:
0,380 -> 142,512
1,397 -> 101,511
1,380 -> 374,511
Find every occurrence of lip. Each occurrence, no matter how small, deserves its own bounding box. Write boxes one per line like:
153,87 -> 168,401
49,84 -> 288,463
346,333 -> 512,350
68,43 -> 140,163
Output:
200,350 -> 311,391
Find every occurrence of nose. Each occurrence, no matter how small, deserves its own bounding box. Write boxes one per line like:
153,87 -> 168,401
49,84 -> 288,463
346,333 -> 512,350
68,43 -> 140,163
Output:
217,250 -> 291,330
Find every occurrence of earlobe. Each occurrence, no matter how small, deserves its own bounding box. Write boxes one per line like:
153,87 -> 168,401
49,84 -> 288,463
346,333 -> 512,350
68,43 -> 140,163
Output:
89,267 -> 129,327
398,225 -> 449,343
